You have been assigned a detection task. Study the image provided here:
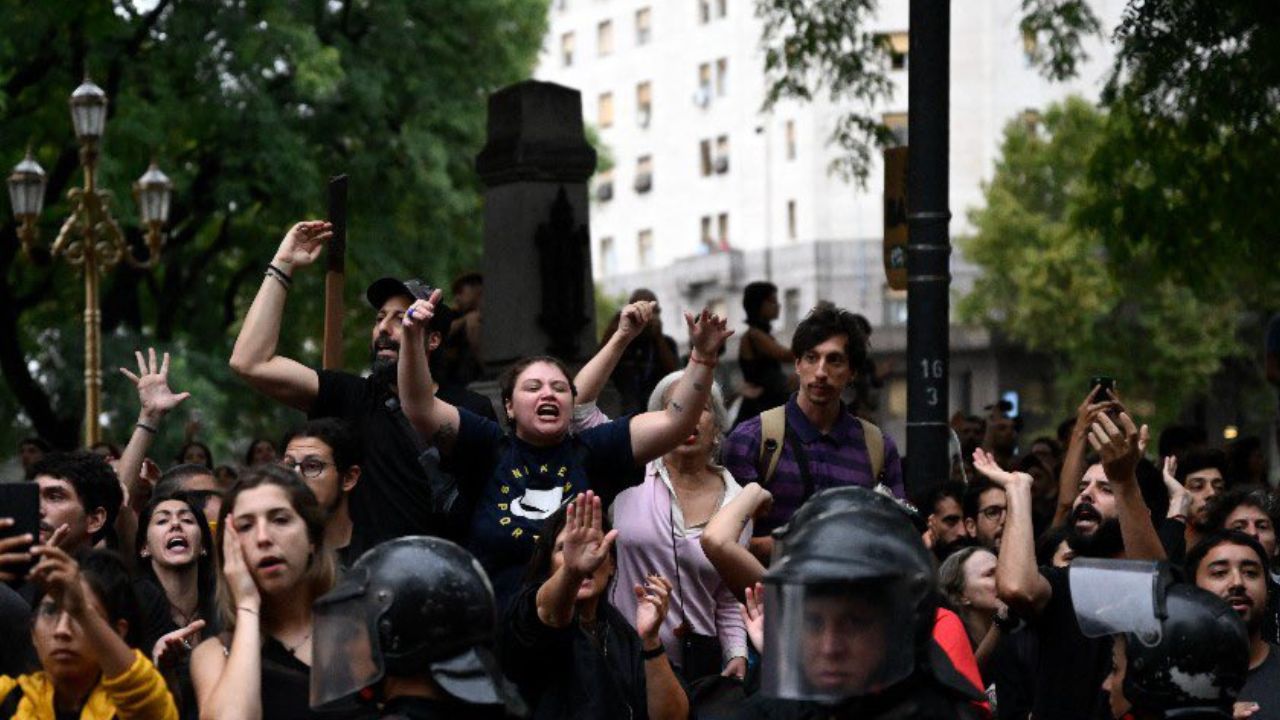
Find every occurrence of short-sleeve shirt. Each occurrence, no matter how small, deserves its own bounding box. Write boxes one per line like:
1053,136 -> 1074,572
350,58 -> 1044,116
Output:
1029,565 -> 1110,720
445,408 -> 637,608
721,395 -> 905,535
1242,644 -> 1280,720
311,370 -> 458,546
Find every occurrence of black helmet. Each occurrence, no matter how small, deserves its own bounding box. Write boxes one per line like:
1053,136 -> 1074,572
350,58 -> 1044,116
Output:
1124,583 -> 1249,714
310,537 -> 523,713
762,489 -> 936,704
772,485 -> 925,556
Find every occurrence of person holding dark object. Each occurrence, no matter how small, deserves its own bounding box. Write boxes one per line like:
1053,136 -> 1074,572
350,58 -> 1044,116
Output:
189,466 -> 370,720
310,536 -> 524,720
0,548 -> 178,719
397,289 -> 731,609
134,491 -> 217,719
229,220 -> 492,548
1072,560 -> 1249,720
501,491 -> 688,720
735,281 -> 793,427
988,401 -> 1166,720
280,419 -> 365,568
598,289 -> 679,416
730,491 -> 986,719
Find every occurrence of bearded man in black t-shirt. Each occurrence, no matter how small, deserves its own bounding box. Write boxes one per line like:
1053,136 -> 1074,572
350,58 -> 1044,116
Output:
230,221 -> 496,547
971,407 -> 1167,720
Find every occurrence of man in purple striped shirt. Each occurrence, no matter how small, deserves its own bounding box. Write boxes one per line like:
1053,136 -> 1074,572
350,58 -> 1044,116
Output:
722,304 -> 904,560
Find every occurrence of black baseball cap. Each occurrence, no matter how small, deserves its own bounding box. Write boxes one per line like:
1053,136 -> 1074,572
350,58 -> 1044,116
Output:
365,277 -> 456,333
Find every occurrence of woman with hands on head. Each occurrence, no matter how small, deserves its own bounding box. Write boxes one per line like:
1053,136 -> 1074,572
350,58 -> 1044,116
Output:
0,547 -> 178,719
397,289 -> 734,609
501,490 -> 689,720
189,466 -> 365,720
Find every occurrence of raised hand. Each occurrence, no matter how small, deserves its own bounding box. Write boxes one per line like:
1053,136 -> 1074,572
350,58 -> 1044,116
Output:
152,619 -> 207,668
633,574 -> 673,647
221,524 -> 260,610
685,308 -> 734,360
121,348 -> 190,418
273,220 -> 332,268
740,581 -> 765,653
617,300 -> 656,341
29,545 -> 87,616
1088,411 -> 1141,483
1162,455 -> 1192,519
972,448 -> 1031,489
0,519 -> 33,584
1072,385 -> 1117,438
401,289 -> 445,333
560,491 -> 618,580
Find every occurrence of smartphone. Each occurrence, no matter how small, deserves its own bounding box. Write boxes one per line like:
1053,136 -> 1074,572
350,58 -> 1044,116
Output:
0,482 -> 39,582
1090,375 -> 1114,398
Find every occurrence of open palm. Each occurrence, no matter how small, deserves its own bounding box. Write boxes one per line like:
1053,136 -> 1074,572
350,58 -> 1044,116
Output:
562,491 -> 617,578
121,348 -> 189,415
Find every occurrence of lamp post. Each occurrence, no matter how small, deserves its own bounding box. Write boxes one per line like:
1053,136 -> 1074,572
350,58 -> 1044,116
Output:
7,77 -> 173,446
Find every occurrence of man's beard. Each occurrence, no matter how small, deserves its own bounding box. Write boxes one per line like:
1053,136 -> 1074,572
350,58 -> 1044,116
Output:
370,337 -> 399,387
1068,504 -> 1124,558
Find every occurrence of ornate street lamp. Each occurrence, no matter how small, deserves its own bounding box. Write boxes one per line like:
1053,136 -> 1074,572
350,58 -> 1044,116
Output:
7,77 -> 173,445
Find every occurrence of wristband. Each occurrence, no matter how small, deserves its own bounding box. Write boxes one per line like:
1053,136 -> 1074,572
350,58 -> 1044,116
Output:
136,421 -> 158,434
266,264 -> 292,288
641,644 -> 667,661
689,352 -> 717,367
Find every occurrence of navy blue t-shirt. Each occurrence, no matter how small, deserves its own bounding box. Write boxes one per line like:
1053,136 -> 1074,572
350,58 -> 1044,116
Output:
447,408 -> 637,609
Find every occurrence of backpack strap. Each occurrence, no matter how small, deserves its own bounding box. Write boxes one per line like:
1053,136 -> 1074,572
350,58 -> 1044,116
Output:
756,406 -> 788,485
857,417 -> 886,482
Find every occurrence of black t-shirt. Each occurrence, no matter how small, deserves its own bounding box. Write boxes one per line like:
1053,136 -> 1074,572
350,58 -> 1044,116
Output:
444,409 -> 635,610
500,583 -> 649,720
1242,644 -> 1280,720
0,582 -> 35,676
379,696 -> 510,720
311,370 -> 466,546
1029,565 -> 1110,720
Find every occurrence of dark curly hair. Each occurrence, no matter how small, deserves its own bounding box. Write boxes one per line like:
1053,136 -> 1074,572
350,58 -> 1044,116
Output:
30,451 -> 123,545
791,304 -> 868,371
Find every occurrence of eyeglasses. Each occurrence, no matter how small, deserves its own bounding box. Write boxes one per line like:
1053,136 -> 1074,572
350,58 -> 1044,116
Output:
978,506 -> 1007,522
279,457 -> 331,479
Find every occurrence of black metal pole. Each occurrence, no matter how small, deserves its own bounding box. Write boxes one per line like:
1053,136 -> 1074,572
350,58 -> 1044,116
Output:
905,0 -> 951,500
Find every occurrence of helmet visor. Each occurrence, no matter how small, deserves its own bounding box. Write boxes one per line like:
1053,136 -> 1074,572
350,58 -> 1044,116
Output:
309,571 -> 390,709
761,579 -> 918,703
1069,558 -> 1165,648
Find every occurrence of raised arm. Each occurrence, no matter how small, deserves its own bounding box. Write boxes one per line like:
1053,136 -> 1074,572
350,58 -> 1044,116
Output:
1052,387 -> 1112,528
399,290 -> 462,454
1089,411 -> 1165,561
575,301 -> 655,405
978,449 -> 1052,617
536,492 -> 617,628
701,483 -> 770,601
118,349 -> 190,511
629,310 -> 733,463
228,221 -> 330,412
31,546 -> 137,679
633,575 -> 690,720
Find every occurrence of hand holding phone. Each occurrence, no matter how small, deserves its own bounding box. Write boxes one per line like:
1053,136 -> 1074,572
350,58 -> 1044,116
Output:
0,482 -> 38,584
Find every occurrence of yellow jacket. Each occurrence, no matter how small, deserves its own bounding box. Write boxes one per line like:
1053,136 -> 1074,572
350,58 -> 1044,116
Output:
0,650 -> 177,720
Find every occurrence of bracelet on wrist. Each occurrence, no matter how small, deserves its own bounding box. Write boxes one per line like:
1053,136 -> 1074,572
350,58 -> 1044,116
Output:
689,352 -> 717,367
266,264 -> 292,287
641,644 -> 666,660
135,421 -> 158,434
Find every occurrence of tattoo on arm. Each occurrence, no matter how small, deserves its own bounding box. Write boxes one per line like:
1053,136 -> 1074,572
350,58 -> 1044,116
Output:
693,382 -> 706,393
431,423 -> 457,446
670,401 -> 684,414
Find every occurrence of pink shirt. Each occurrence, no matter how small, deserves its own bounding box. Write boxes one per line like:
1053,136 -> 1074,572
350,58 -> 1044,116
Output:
608,459 -> 751,666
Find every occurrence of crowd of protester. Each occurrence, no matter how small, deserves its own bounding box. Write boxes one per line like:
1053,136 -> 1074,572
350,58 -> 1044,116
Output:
0,219 -> 1277,719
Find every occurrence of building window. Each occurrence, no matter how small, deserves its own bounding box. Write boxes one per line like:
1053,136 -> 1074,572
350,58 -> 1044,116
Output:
787,199 -> 797,240
595,168 -> 614,202
638,229 -> 654,268
716,0 -> 727,18
635,155 -> 653,193
697,0 -> 710,24
714,58 -> 728,96
699,139 -> 713,177
600,236 -> 616,276
784,288 -> 801,330
598,92 -> 614,128
695,63 -> 712,107
716,212 -> 728,247
700,216 -> 714,251
714,135 -> 729,174
597,20 -> 613,57
879,32 -> 908,71
785,119 -> 796,161
883,112 -> 908,147
635,7 -> 651,45
561,32 -> 574,67
884,287 -> 908,326
636,81 -> 652,128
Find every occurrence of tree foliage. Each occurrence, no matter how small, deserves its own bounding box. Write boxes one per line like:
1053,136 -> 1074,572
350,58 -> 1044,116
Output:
959,98 -> 1242,428
0,0 -> 548,457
